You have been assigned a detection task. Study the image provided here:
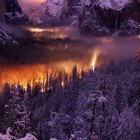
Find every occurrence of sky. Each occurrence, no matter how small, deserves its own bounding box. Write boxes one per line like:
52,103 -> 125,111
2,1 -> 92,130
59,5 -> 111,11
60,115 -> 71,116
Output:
18,0 -> 45,9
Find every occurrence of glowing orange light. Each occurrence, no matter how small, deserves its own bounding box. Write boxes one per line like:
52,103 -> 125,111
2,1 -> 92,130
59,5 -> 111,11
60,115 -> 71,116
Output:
28,27 -> 45,33
26,27 -> 61,33
0,65 -> 46,92
137,35 -> 140,39
0,61 -> 90,92
100,37 -> 112,44
26,27 -> 70,39
91,49 -> 100,70
61,81 -> 64,87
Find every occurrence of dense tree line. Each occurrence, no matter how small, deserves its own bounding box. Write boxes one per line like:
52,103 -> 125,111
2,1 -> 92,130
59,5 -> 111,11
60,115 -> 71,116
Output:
0,53 -> 140,139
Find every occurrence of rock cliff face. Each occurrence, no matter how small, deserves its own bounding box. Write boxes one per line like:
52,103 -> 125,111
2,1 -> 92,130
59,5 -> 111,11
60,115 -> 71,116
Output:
0,0 -> 30,46
0,0 -> 29,25
28,0 -> 81,25
29,0 -> 68,25
0,0 -> 6,22
5,0 -> 29,25
79,0 -> 140,35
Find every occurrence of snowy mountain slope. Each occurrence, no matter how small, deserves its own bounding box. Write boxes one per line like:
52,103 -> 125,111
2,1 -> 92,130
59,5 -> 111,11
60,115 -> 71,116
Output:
29,2 -> 47,24
47,0 -> 67,16
0,0 -> 30,46
79,0 -> 140,35
0,0 -> 29,24
29,0 -> 85,25
29,0 -> 67,25
96,0 -> 133,11
4,0 -> 29,24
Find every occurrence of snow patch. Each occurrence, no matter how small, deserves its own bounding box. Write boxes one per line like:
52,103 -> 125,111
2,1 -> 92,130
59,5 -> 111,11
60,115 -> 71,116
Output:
18,133 -> 37,140
97,96 -> 108,103
47,0 -> 66,16
97,0 -> 133,11
80,0 -> 91,6
0,128 -> 37,140
0,134 -> 10,140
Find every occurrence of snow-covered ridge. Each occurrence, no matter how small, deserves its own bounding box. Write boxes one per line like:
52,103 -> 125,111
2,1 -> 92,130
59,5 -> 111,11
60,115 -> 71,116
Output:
29,0 -> 67,24
79,0 -> 140,35
29,1 -> 48,24
47,0 -> 67,16
96,0 -> 133,11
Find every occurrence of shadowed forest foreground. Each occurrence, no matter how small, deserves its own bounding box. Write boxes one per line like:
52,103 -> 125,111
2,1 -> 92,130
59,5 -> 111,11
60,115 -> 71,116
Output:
0,50 -> 140,140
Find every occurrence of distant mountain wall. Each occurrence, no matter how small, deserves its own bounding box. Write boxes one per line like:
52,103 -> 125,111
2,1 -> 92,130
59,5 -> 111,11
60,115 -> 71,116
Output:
0,0 -> 30,46
29,0 -> 69,25
28,0 -> 81,26
0,0 -> 29,25
79,0 -> 140,35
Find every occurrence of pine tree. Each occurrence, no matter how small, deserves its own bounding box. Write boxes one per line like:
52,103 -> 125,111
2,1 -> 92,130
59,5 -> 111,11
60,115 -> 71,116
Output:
86,90 -> 108,140
128,49 -> 140,116
116,108 -> 140,140
0,84 -> 10,132
5,85 -> 32,138
114,82 -> 126,114
2,85 -> 15,133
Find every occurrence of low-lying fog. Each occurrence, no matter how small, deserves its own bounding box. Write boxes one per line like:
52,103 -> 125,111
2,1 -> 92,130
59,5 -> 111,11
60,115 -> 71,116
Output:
0,26 -> 140,90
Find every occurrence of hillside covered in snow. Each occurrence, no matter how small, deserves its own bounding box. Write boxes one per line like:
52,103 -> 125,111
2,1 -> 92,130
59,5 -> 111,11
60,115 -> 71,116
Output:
0,0 -> 29,25
0,55 -> 140,140
29,0 -> 68,25
79,0 -> 140,35
28,0 -> 140,35
28,0 -> 82,25
96,0 -> 133,11
0,0 -> 30,46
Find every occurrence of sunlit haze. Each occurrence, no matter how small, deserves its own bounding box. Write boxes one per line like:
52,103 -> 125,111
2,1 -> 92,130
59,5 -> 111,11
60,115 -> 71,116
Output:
0,26 -> 140,91
18,0 -> 45,9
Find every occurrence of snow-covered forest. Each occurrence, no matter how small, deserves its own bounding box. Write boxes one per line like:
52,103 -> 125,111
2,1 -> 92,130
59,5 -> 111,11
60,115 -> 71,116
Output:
0,0 -> 140,140
0,51 -> 140,139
